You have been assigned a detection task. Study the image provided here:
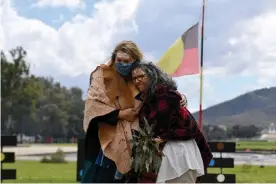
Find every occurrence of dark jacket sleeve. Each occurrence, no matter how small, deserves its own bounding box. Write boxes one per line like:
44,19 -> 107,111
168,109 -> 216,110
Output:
84,109 -> 119,161
94,109 -> 120,126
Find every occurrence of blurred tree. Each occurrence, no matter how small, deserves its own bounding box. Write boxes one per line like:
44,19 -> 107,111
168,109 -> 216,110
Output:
1,46 -> 85,141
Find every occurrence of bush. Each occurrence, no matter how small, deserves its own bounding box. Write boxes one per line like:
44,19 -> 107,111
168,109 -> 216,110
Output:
50,148 -> 67,163
40,148 -> 67,163
40,156 -> 51,163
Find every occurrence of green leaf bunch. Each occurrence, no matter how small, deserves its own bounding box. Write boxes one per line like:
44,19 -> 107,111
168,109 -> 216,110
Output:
132,117 -> 163,174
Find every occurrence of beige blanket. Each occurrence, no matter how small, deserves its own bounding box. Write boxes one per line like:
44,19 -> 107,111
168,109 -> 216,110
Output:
83,64 -> 140,174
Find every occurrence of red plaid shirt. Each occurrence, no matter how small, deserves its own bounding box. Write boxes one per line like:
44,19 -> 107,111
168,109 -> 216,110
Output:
138,85 -> 213,182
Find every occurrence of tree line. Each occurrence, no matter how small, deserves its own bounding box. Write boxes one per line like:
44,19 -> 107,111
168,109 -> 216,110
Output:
203,124 -> 262,141
1,46 -> 262,143
1,46 -> 85,142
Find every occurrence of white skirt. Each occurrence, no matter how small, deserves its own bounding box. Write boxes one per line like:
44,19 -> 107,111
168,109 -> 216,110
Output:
156,140 -> 205,183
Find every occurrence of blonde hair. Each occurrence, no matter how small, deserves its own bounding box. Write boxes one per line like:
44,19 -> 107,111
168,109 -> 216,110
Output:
112,40 -> 143,62
89,41 -> 143,85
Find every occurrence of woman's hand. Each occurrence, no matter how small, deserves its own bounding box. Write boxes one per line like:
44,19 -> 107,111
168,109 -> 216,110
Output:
180,94 -> 188,107
153,137 -> 165,144
118,108 -> 138,122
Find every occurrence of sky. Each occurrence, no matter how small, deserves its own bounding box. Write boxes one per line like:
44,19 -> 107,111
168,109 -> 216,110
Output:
1,0 -> 276,112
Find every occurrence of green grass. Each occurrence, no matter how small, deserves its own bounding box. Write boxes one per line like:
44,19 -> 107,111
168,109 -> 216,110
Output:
2,161 -> 276,183
208,165 -> 276,183
236,141 -> 276,151
2,161 -> 76,183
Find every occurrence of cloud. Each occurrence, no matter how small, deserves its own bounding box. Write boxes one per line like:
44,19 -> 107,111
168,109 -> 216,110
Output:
224,11 -> 276,86
32,0 -> 85,9
1,0 -> 140,77
137,0 -> 275,110
1,0 -> 276,112
136,0 -> 276,87
134,0 -> 276,81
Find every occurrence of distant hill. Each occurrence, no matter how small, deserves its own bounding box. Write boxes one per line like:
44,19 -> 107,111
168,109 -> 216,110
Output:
193,87 -> 276,128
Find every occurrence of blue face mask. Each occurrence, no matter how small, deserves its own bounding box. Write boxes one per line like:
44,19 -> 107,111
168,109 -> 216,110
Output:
115,62 -> 134,77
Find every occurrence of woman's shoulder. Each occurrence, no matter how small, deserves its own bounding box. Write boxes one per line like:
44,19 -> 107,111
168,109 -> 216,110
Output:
90,62 -> 114,74
90,64 -> 117,81
155,85 -> 180,95
89,66 -> 103,83
155,85 -> 168,94
155,85 -> 181,100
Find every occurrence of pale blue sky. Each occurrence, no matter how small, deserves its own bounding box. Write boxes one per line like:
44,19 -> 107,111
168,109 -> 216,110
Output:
1,0 -> 276,112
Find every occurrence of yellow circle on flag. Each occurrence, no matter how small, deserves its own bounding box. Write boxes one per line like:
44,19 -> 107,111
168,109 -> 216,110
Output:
1,152 -> 5,162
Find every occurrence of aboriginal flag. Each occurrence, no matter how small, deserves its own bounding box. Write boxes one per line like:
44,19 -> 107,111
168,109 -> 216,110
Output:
157,23 -> 199,77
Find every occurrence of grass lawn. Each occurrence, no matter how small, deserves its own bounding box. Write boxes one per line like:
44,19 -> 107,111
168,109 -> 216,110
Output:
2,161 -> 276,183
236,141 -> 276,151
208,166 -> 276,183
2,161 -> 76,183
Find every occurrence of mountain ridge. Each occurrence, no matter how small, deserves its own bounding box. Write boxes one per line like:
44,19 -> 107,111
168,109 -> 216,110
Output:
192,87 -> 276,128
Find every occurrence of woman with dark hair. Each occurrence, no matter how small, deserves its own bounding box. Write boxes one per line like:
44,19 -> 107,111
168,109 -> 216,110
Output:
81,41 -> 188,183
131,62 -> 213,183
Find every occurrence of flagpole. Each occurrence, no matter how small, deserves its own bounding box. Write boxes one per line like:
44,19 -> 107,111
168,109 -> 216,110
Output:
199,0 -> 205,130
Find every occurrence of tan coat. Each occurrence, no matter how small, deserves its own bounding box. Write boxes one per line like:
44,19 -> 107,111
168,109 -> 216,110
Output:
83,62 -> 141,174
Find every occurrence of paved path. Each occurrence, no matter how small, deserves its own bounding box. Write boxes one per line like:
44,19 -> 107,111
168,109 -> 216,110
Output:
15,153 -> 276,166
3,145 -> 276,166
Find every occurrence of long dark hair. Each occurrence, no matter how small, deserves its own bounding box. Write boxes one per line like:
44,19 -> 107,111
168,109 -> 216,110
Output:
132,62 -> 177,101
